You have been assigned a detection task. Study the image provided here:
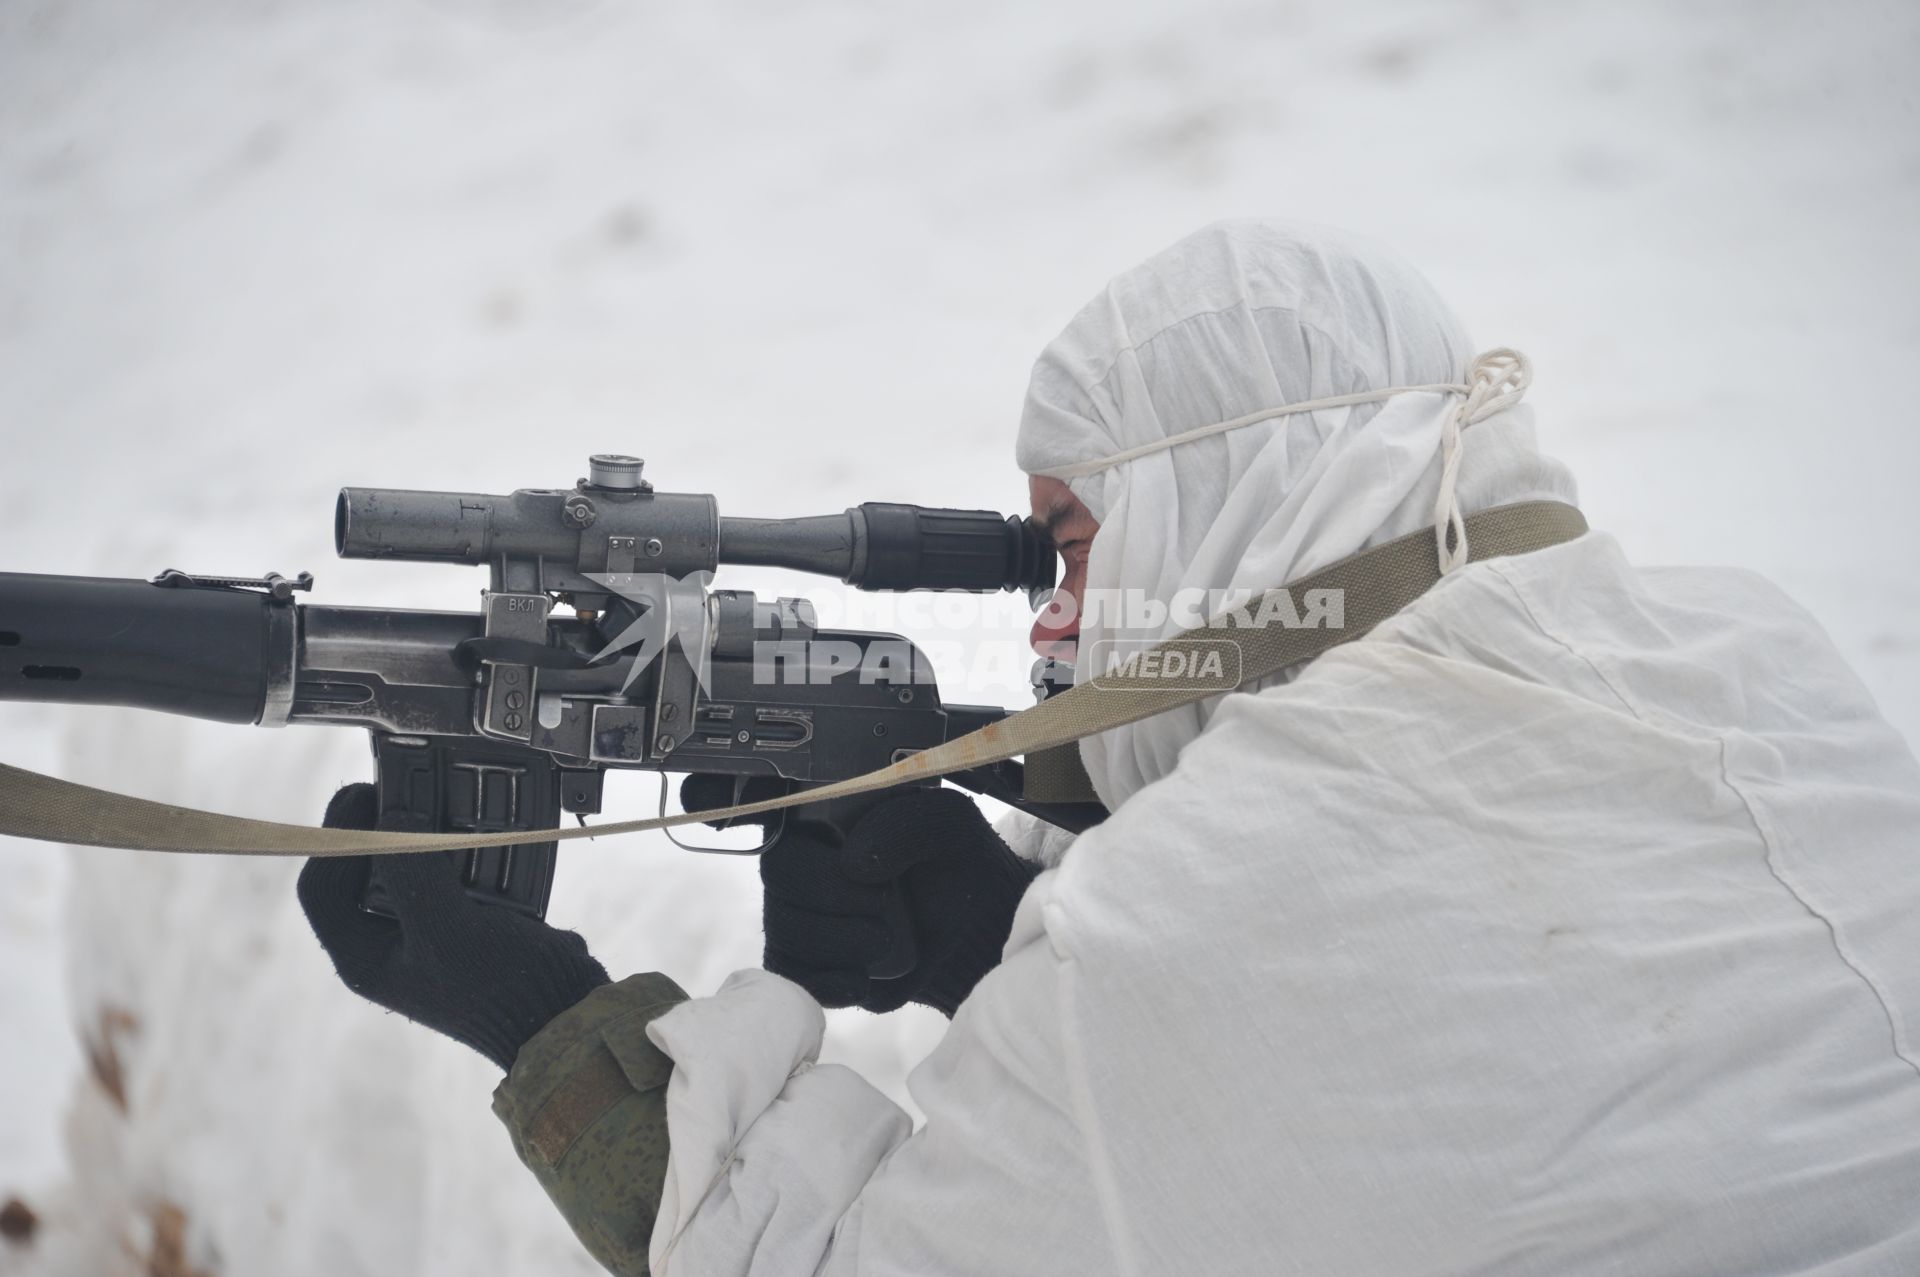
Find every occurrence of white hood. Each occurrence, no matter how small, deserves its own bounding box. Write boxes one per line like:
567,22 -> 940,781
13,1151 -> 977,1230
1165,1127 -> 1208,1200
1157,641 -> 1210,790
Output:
1015,219 -> 1578,808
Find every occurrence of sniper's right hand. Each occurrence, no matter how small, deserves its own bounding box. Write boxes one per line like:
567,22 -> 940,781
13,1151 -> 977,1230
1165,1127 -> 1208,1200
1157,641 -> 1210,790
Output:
296,783 -> 610,1072
682,777 -> 1039,1017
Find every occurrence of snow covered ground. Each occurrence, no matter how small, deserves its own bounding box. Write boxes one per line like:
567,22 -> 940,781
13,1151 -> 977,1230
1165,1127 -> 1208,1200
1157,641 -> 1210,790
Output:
1,0 -> 1916,1271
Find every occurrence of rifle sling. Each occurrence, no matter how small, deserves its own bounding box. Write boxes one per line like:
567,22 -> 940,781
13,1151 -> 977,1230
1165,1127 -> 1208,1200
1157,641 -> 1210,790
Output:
0,501 -> 1586,856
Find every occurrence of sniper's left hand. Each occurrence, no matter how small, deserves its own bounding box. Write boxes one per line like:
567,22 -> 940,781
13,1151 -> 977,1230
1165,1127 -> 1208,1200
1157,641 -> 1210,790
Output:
296,782 -> 610,1072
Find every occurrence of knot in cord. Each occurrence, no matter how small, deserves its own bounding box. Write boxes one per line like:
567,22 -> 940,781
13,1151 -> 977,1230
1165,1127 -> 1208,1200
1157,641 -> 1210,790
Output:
1433,347 -> 1531,574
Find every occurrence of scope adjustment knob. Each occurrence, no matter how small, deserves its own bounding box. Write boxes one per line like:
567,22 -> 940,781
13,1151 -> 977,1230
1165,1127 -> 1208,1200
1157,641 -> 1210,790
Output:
588,454 -> 648,491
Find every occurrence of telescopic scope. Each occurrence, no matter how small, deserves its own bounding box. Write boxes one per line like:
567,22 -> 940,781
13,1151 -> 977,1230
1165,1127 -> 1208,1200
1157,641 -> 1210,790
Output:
335,455 -> 1056,595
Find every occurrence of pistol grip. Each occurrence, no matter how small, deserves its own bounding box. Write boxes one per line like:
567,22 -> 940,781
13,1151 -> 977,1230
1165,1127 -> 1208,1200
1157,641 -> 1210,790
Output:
787,788 -> 922,984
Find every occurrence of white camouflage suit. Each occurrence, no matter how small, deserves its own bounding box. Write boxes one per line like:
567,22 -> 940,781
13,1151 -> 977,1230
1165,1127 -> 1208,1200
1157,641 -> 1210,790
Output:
642,221 -> 1920,1275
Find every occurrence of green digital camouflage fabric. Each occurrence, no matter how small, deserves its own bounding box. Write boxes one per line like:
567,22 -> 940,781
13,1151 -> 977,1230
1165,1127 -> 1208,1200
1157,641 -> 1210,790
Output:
493,972 -> 689,1277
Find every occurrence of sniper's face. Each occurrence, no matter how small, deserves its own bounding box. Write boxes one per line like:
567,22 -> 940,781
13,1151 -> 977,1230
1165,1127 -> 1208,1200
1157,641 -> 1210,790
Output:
1027,475 -> 1099,661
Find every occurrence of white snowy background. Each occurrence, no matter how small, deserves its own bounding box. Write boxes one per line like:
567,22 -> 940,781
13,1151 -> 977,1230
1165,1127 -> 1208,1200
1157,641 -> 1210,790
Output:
2,0 -> 1916,1272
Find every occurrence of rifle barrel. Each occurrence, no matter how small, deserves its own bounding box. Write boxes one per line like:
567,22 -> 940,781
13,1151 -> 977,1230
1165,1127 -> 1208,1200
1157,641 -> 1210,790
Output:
0,572 -> 277,724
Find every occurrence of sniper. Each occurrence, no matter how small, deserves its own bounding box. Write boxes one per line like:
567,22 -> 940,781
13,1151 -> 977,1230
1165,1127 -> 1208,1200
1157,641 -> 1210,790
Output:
296,221 -> 1920,1275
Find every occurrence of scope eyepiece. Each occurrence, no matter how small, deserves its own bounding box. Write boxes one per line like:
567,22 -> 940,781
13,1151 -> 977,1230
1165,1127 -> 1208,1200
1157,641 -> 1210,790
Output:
849,504 -> 1055,594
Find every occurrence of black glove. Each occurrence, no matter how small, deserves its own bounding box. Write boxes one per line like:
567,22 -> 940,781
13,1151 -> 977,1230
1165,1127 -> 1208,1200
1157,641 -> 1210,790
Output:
296,783 -> 610,1072
682,777 -> 1040,1017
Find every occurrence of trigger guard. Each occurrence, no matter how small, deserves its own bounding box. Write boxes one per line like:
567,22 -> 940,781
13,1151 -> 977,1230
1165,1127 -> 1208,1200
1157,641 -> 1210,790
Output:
658,773 -> 786,856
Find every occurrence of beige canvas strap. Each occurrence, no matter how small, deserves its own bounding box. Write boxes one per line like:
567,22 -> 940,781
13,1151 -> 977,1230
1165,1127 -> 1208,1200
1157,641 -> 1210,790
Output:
0,501 -> 1586,856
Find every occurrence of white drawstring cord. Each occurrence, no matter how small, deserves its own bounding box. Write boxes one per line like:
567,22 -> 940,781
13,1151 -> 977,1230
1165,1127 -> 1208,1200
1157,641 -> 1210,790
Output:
1028,347 -> 1535,575
1434,348 -> 1531,574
